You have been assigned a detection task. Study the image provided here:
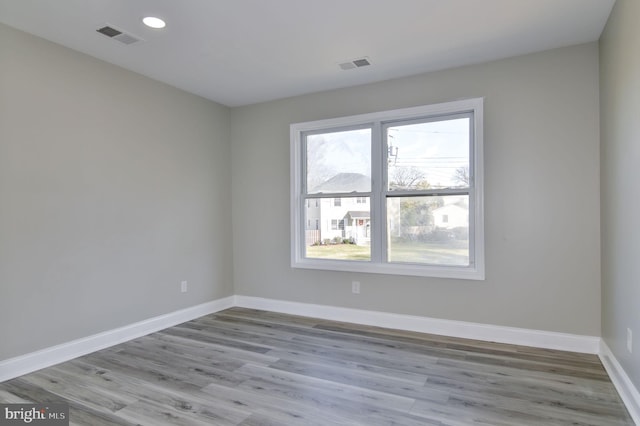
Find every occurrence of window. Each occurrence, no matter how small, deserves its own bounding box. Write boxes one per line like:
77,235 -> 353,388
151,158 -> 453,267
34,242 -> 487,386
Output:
291,98 -> 484,279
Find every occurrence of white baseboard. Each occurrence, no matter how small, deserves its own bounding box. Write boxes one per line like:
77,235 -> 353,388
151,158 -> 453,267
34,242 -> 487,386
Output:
599,341 -> 640,425
0,296 -> 235,383
0,294 -> 605,380
4,294 -> 636,423
234,295 -> 601,354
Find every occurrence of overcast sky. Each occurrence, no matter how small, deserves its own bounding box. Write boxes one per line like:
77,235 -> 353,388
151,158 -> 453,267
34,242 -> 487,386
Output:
306,117 -> 469,190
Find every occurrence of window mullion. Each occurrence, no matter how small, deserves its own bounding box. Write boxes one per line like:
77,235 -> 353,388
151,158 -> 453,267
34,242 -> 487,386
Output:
371,121 -> 384,264
385,188 -> 470,198
304,192 -> 372,199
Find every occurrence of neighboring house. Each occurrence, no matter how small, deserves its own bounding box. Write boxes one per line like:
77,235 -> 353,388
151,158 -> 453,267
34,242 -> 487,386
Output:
344,210 -> 371,243
306,173 -> 371,246
307,173 -> 468,244
432,202 -> 468,229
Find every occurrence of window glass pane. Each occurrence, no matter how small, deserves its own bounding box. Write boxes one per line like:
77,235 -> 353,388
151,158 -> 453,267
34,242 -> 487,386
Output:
306,128 -> 371,194
304,197 -> 371,261
387,195 -> 469,266
387,118 -> 469,191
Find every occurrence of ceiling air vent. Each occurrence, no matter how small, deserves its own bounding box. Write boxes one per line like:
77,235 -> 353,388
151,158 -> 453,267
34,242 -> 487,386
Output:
96,25 -> 143,45
339,57 -> 371,71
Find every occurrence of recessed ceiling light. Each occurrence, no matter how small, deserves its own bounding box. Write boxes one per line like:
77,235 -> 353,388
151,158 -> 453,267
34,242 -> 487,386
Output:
142,16 -> 166,29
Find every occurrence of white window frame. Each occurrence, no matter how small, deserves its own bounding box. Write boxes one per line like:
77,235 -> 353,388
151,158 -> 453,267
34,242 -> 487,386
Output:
290,98 -> 484,280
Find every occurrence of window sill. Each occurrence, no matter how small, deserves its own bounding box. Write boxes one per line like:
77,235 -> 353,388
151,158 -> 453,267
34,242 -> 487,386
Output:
291,258 -> 485,280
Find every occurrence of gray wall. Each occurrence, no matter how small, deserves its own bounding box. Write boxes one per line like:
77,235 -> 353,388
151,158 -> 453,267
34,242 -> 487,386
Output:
0,23 -> 233,360
0,20 -> 606,364
231,43 -> 601,336
600,0 -> 640,389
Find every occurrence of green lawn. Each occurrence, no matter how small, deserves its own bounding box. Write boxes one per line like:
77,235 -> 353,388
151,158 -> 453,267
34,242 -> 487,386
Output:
306,240 -> 468,265
388,240 -> 468,265
306,244 -> 371,260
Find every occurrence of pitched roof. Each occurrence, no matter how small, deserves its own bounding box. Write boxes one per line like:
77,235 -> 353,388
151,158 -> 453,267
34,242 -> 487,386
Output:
432,202 -> 468,213
345,211 -> 370,219
310,173 -> 370,193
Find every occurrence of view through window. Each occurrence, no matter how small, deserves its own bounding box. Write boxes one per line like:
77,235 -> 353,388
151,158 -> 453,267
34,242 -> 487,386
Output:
291,99 -> 484,279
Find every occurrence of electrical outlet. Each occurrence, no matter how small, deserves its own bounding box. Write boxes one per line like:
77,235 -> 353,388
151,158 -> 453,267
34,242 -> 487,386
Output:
352,281 -> 360,294
181,280 -> 188,293
627,328 -> 633,354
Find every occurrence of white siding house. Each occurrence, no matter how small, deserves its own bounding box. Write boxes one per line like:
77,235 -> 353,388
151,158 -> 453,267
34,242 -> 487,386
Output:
432,203 -> 467,229
305,173 -> 371,246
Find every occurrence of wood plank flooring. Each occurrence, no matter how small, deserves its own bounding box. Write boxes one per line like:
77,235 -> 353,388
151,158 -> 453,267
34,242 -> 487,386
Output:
0,307 -> 633,425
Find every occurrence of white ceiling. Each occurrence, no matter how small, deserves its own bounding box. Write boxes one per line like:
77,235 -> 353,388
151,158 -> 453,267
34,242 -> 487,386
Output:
0,0 -> 615,107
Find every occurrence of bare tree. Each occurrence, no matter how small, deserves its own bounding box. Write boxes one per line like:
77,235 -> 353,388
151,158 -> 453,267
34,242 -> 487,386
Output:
306,136 -> 337,191
389,166 -> 428,190
453,166 -> 470,186
307,164 -> 336,192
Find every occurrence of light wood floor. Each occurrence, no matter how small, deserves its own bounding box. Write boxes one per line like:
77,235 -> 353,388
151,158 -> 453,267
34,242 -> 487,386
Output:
0,308 -> 633,425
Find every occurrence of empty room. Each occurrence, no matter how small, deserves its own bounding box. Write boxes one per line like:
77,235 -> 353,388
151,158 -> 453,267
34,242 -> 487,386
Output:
0,0 -> 639,425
